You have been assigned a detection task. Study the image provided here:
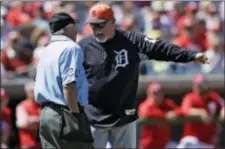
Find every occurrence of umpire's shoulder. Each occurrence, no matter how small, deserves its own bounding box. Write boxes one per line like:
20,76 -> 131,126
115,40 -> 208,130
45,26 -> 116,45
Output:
78,35 -> 95,49
59,42 -> 83,62
66,40 -> 82,51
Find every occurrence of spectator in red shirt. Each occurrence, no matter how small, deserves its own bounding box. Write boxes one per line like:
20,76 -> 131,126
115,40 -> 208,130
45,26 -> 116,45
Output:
173,17 -> 200,51
138,82 -> 184,149
1,88 -> 12,148
1,31 -> 33,77
170,2 -> 185,23
185,2 -> 198,18
176,11 -> 209,52
16,81 -> 41,149
6,1 -> 31,28
193,20 -> 209,52
177,74 -> 224,148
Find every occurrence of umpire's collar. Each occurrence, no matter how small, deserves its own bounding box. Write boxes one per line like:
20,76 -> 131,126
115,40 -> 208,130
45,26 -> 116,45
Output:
51,35 -> 73,42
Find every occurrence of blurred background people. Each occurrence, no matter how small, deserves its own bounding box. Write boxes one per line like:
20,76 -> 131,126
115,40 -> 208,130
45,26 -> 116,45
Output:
0,1 -> 224,79
16,81 -> 41,149
138,83 -> 185,149
1,31 -> 33,78
1,88 -> 12,148
1,62 -> 8,79
177,74 -> 224,148
201,31 -> 224,74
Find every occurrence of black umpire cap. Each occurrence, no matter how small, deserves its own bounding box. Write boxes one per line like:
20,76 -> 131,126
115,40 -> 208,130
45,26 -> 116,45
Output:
49,12 -> 77,33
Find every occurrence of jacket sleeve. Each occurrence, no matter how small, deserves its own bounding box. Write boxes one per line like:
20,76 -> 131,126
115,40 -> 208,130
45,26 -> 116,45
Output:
131,32 -> 198,62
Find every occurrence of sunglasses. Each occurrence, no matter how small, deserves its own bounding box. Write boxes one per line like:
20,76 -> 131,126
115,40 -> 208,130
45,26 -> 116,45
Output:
90,21 -> 108,29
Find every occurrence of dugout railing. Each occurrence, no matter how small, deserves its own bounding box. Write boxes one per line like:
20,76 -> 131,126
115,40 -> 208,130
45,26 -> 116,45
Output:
1,74 -> 224,99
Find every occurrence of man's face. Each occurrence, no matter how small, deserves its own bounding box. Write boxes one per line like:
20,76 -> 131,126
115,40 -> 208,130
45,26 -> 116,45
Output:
89,20 -> 114,43
149,90 -> 164,104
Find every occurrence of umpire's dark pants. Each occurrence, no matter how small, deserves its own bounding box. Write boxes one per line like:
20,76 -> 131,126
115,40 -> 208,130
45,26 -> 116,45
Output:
39,102 -> 94,149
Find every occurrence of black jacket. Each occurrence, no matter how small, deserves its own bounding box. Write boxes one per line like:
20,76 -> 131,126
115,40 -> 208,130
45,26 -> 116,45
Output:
78,29 -> 198,128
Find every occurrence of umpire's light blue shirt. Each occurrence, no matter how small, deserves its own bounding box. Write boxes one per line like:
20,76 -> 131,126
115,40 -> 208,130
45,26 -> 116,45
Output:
34,35 -> 88,106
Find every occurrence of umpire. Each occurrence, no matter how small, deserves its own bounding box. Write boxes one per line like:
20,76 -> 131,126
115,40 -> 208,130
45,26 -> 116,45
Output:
34,12 -> 93,148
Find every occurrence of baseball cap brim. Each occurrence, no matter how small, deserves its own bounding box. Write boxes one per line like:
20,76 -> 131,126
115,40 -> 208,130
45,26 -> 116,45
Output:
87,19 -> 107,24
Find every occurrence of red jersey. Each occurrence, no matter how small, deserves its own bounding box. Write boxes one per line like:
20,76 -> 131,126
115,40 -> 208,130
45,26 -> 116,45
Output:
1,107 -> 11,123
138,98 -> 184,149
6,8 -> 31,27
17,100 -> 41,148
1,49 -> 32,72
181,91 -> 224,145
1,107 -> 12,144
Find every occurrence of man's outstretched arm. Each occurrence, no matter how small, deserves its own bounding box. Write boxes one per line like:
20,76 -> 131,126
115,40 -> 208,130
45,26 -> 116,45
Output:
131,32 -> 209,64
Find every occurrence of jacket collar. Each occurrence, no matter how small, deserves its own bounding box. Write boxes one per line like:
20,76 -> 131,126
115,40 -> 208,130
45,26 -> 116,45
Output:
51,35 -> 73,42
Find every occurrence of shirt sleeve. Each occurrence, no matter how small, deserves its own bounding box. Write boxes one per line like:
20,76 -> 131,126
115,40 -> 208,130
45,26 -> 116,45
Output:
181,95 -> 194,115
166,99 -> 186,116
16,104 -> 29,128
138,103 -> 166,119
210,92 -> 224,114
165,99 -> 178,109
131,32 -> 198,62
59,45 -> 82,86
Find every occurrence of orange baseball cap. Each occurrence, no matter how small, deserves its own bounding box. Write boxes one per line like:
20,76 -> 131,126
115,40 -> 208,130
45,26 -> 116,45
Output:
87,3 -> 114,24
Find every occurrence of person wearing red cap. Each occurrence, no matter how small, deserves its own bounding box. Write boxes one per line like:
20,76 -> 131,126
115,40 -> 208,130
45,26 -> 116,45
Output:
1,88 -> 12,148
138,83 -> 184,149
78,3 -> 209,148
177,74 -> 224,148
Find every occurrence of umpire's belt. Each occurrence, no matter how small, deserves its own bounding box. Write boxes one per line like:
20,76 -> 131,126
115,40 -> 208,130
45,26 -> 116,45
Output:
42,102 -> 93,142
41,102 -> 85,112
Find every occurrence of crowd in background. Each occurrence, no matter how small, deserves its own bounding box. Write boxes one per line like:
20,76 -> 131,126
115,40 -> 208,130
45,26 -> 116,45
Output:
1,1 -> 224,149
1,1 -> 224,79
